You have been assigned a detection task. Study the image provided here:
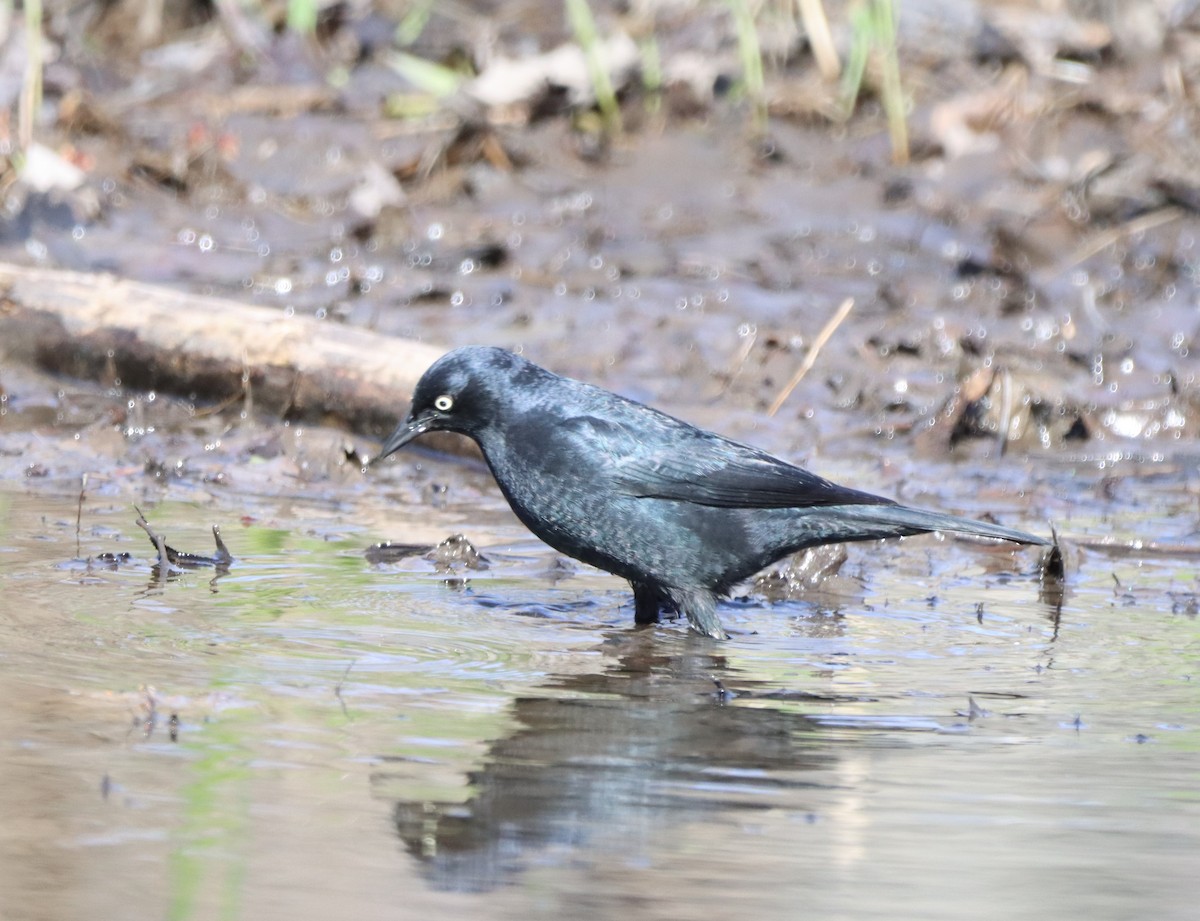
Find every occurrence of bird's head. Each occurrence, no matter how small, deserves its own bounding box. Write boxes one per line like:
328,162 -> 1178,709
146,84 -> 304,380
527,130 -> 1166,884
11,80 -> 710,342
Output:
374,346 -> 530,462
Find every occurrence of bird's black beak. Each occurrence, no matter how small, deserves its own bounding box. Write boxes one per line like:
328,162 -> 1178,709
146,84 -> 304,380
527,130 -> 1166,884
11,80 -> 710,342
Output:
372,411 -> 433,465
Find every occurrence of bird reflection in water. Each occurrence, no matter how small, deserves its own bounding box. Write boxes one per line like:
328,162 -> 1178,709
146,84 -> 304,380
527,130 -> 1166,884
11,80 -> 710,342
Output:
382,631 -> 848,893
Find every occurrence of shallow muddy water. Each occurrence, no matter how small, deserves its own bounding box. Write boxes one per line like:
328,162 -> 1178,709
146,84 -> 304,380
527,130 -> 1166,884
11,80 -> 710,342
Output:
0,444 -> 1196,921
4,2 -> 1200,917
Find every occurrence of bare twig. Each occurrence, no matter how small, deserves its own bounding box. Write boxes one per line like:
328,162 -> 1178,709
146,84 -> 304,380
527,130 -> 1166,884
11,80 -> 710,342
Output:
1069,536 -> 1200,559
211,527 -> 233,565
75,473 -> 88,559
1062,207 -> 1181,269
134,508 -> 233,569
335,660 -> 356,718
241,350 -> 253,419
768,297 -> 854,416
135,506 -> 172,572
996,367 -> 1013,458
712,324 -> 758,399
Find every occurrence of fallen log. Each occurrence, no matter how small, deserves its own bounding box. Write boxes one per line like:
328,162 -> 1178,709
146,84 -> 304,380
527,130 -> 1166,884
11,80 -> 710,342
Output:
0,262 -> 466,455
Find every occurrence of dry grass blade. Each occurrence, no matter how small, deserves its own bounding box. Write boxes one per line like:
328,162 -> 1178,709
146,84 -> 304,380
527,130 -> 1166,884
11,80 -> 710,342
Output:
1062,206 -> 1182,269
19,0 -> 44,149
799,0 -> 840,81
768,297 -> 854,416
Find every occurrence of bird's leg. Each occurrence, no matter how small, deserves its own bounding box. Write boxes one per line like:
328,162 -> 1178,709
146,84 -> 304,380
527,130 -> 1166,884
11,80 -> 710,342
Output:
668,588 -> 727,640
632,582 -> 666,625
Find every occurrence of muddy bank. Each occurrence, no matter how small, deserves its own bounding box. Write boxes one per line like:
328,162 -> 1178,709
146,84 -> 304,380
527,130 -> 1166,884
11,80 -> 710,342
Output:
1,0 -> 1197,479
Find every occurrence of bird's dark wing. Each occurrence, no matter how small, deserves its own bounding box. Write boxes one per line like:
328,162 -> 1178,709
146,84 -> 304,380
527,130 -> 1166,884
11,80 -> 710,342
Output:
559,414 -> 894,510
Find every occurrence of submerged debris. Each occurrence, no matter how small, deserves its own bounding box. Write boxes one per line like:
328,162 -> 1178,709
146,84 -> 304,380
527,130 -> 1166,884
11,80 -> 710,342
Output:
364,541 -> 430,564
93,551 -> 134,569
922,361 -> 1091,455
135,507 -> 233,571
429,534 -> 488,572
1038,525 -> 1067,617
1168,592 -> 1199,617
1039,526 -> 1067,584
365,533 -> 488,573
711,677 -> 735,704
753,545 -> 848,602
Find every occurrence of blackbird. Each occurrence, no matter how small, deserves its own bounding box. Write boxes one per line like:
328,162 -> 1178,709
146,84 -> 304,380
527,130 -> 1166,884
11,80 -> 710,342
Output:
376,346 -> 1047,638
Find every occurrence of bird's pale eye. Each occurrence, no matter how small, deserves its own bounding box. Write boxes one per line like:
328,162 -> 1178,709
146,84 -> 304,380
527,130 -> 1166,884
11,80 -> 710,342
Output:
434,394 -> 454,412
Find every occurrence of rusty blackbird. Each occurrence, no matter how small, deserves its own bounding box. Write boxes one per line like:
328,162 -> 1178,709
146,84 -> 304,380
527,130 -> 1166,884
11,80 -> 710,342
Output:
376,346 -> 1047,638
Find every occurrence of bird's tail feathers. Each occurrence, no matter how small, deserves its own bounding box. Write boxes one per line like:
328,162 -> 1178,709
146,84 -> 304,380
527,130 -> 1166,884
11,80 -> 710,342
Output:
826,503 -> 1048,546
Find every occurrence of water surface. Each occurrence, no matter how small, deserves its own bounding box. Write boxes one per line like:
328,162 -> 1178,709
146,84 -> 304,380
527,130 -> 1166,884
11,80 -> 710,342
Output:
0,468 -> 1195,921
